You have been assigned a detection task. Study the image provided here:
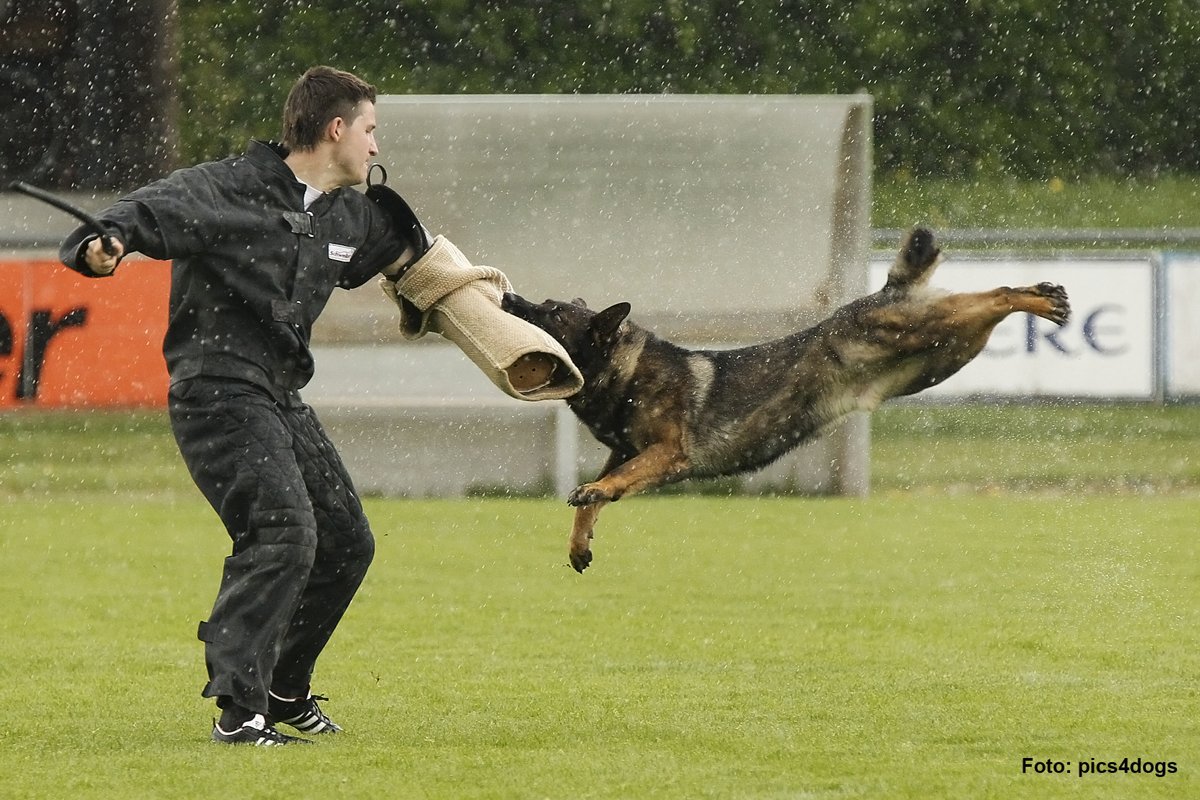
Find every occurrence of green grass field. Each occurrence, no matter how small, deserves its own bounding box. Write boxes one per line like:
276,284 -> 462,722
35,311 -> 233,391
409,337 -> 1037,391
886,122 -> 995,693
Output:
872,174 -> 1200,232
1,405 -> 1197,799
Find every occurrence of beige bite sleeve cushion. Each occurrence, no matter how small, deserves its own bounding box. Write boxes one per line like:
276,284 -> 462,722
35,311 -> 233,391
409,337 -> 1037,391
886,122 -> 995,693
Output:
379,235 -> 584,401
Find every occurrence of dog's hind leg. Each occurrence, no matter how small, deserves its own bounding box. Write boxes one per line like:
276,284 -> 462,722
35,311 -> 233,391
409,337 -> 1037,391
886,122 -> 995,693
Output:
877,282 -> 1071,396
1000,282 -> 1071,325
934,282 -> 1070,339
877,282 -> 1070,355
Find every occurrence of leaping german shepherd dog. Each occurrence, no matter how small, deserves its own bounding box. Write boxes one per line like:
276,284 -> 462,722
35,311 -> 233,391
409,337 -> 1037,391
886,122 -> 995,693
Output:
502,228 -> 1070,572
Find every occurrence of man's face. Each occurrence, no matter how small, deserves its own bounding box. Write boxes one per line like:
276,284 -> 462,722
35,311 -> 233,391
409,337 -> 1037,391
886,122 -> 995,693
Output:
332,100 -> 379,187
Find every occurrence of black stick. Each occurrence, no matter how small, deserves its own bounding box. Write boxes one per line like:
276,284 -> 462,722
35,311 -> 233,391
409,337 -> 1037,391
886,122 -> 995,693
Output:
8,181 -> 118,255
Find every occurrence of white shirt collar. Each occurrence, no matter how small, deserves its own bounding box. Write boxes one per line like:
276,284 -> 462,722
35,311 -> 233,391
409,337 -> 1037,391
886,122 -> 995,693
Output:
300,181 -> 324,210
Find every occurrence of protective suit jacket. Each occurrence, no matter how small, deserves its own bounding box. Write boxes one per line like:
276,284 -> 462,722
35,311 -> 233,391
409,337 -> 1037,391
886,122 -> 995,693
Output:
60,140 -> 407,396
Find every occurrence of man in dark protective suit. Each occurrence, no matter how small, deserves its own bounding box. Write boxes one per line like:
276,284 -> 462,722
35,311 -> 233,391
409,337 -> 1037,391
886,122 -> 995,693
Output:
60,66 -> 426,746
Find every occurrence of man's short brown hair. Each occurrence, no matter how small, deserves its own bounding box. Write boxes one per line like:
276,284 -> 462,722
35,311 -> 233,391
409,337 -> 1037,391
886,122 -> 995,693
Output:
280,66 -> 377,152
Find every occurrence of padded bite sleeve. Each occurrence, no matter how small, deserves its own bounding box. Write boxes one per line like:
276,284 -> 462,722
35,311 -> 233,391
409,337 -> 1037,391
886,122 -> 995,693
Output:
379,235 -> 584,401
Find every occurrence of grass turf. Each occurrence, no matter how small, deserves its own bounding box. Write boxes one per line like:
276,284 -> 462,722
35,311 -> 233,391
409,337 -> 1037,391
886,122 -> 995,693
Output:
1,406 -> 1197,798
871,403 -> 1200,495
872,173 -> 1200,232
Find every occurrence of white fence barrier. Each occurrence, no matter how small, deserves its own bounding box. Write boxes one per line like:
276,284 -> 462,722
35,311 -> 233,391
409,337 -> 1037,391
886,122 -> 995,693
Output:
1165,254 -> 1200,397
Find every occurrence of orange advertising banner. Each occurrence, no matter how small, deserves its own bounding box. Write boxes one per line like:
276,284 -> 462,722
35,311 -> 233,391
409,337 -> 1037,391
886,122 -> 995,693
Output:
0,259 -> 170,408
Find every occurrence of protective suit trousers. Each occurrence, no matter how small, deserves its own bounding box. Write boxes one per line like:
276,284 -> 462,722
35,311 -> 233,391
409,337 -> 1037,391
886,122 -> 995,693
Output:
169,378 -> 375,714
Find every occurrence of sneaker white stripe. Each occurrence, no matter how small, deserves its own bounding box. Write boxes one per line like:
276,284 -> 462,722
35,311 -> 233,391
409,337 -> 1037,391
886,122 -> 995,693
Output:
270,692 -> 342,734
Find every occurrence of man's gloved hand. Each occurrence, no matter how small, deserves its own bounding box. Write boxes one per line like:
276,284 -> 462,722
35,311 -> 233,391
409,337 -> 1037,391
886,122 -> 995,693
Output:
82,234 -> 125,276
366,182 -> 430,278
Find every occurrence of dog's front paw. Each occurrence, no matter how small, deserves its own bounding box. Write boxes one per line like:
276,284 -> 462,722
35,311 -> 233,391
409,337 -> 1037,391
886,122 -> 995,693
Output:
568,482 -> 612,506
569,547 -> 593,573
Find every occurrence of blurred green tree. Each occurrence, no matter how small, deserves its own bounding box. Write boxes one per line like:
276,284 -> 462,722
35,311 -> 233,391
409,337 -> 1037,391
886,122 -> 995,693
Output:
175,0 -> 1200,179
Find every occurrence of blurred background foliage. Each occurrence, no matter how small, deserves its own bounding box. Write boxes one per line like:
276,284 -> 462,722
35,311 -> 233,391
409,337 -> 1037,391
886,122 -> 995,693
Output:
177,0 -> 1200,180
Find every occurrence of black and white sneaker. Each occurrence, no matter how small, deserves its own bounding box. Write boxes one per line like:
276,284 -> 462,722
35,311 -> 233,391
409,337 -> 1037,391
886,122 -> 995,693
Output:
269,690 -> 343,734
212,713 -> 312,746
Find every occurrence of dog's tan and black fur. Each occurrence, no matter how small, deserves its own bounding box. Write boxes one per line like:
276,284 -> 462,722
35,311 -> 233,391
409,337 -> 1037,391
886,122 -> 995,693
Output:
502,228 -> 1070,572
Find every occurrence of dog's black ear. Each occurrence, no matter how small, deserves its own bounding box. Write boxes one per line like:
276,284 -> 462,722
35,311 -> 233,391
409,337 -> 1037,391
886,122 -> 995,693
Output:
571,297 -> 589,309
591,302 -> 631,342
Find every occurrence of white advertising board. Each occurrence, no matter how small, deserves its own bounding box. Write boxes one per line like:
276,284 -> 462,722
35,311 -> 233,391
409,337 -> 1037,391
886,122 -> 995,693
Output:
868,257 -> 1157,399
1165,254 -> 1200,397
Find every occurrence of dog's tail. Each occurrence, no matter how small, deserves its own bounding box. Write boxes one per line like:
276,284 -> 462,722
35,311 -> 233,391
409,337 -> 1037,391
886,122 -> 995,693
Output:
884,227 -> 941,290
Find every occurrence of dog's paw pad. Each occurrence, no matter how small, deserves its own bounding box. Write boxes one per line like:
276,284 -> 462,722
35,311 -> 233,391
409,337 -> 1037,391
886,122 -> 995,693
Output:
1034,283 -> 1071,325
568,484 -> 609,506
